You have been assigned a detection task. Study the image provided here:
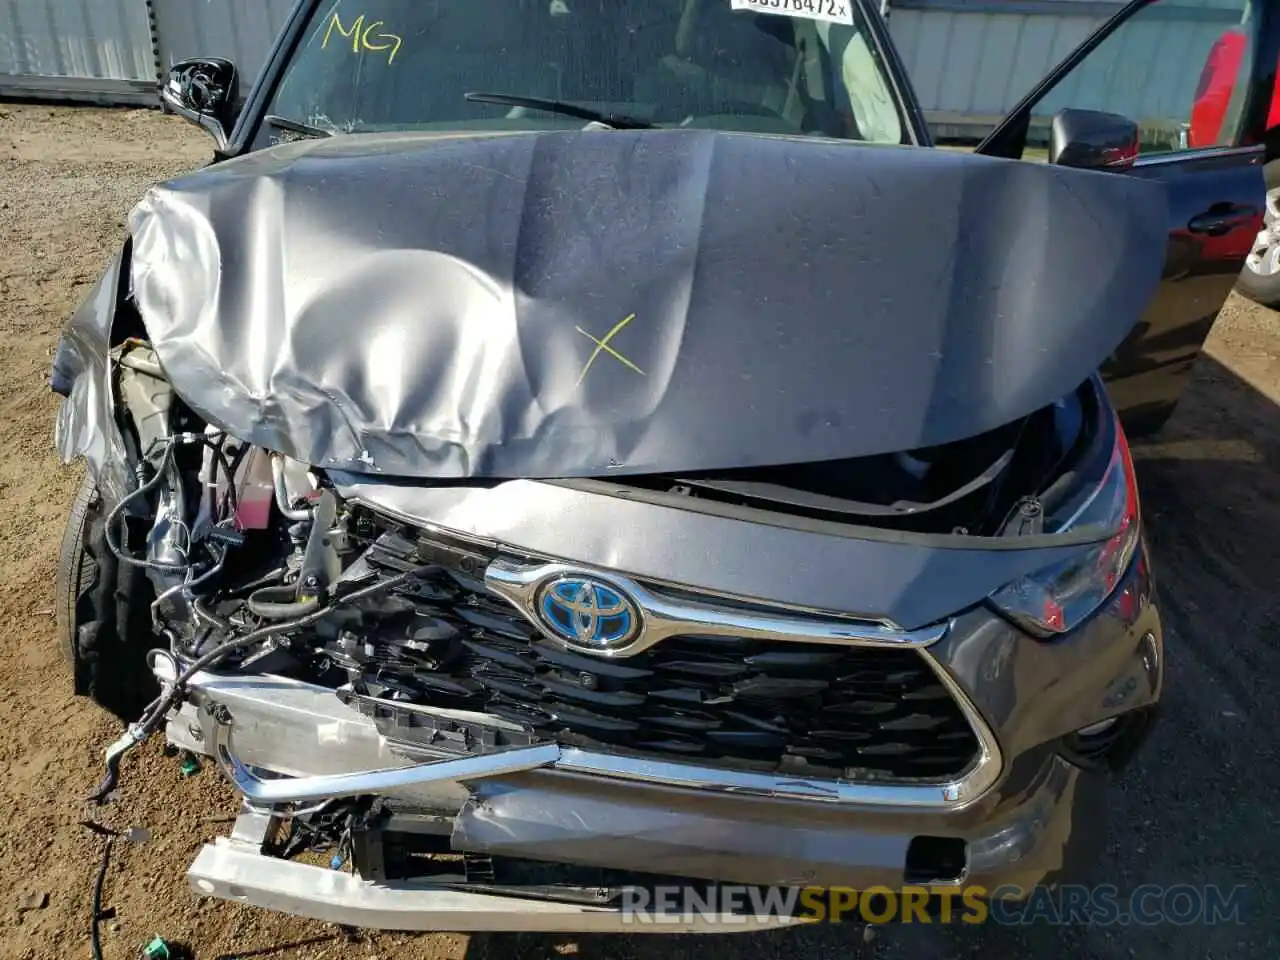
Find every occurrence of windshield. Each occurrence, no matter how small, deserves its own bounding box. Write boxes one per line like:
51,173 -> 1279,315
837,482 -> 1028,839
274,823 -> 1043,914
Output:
260,0 -> 905,144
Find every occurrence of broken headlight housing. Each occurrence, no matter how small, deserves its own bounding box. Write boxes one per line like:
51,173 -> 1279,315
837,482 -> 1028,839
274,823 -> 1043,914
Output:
988,413 -> 1140,636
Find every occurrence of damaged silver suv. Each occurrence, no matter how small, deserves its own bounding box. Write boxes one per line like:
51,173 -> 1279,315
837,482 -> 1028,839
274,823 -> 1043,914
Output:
50,0 -> 1280,933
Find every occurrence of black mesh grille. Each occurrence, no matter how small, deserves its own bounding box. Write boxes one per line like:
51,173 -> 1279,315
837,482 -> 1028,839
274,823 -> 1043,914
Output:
328,531 -> 981,782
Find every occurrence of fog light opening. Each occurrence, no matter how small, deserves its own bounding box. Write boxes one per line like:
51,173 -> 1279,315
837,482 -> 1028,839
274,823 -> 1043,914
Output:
1060,706 -> 1159,772
904,836 -> 968,885
1065,716 -> 1127,763
1076,718 -> 1119,738
1140,631 -> 1160,690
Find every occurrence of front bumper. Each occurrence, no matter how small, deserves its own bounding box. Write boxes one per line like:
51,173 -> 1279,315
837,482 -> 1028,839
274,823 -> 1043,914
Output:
184,741 -> 1103,933
163,527 -> 1162,933
188,839 -> 804,934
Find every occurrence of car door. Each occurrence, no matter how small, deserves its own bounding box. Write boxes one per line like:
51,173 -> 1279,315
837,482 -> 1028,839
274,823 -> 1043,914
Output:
973,0 -> 1280,437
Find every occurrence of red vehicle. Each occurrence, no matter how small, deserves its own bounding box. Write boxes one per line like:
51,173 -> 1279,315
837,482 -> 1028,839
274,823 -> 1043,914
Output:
1190,25 -> 1280,305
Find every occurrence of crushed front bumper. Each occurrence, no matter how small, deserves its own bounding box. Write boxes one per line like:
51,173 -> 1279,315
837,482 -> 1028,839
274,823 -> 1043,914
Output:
183,732 -> 1106,931
168,682 -> 1137,931
189,827 -> 803,933
163,543 -> 1161,932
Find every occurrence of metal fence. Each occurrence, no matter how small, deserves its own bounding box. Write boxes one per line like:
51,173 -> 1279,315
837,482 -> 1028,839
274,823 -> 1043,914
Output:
0,0 -> 1253,141
150,0 -> 296,83
0,0 -> 157,105
889,0 -> 1246,140
0,0 -> 298,107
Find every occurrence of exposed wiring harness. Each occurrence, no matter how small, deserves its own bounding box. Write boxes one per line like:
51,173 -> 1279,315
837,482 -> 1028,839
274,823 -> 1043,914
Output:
90,832 -> 113,960
150,543 -> 229,633
88,420 -> 443,804
103,440 -> 187,574
80,821 -> 121,960
104,432 -> 244,571
89,563 -> 441,804
272,797 -> 382,864
213,436 -> 243,519
101,431 -> 250,636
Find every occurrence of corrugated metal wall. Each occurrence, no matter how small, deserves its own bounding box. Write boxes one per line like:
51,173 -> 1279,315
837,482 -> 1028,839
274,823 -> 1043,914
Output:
150,0 -> 296,85
889,5 -> 1107,127
0,0 -> 157,104
888,0 -> 1247,139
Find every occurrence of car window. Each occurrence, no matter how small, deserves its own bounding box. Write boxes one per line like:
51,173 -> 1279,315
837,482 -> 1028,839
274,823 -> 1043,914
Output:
1031,0 -> 1257,157
258,0 -> 904,146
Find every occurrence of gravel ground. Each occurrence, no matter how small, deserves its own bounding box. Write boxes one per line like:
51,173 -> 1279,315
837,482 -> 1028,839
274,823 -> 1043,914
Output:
1,103 -> 1278,960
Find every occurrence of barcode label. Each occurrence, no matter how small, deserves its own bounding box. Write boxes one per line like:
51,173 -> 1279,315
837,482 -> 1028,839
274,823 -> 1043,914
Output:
730,0 -> 854,25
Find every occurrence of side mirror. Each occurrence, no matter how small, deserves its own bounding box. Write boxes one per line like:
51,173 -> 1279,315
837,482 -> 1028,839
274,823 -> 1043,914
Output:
161,58 -> 239,149
1048,108 -> 1140,171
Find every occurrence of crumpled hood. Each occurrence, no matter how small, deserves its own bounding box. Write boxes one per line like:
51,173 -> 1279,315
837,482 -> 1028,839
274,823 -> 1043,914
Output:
122,128 -> 1166,478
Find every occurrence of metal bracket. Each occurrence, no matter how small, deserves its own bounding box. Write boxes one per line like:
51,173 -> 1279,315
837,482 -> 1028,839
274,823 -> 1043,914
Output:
228,802 -> 278,852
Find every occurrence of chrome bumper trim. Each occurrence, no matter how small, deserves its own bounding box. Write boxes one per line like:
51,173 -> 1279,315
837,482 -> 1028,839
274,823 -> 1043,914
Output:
188,842 -> 800,933
486,559 -> 947,658
214,719 -> 560,803
183,661 -> 1001,810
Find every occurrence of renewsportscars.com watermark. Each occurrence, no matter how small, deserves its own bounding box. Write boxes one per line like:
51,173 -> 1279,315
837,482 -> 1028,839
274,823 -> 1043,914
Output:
617,885 -> 1249,926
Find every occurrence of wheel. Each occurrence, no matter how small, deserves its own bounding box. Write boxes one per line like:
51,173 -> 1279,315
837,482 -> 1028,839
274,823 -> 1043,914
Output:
1236,159 -> 1280,308
55,472 -> 159,723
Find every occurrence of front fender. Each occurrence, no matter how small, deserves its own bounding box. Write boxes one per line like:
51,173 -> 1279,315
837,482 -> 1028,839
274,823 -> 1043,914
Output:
52,244 -> 136,504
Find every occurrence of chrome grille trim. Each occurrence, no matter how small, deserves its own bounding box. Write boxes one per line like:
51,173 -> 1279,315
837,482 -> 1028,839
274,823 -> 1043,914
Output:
307,502 -> 1004,806
485,558 -> 947,657
182,664 -> 1001,810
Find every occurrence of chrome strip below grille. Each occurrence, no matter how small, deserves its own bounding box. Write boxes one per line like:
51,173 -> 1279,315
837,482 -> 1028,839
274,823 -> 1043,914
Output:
171,661 -> 1002,811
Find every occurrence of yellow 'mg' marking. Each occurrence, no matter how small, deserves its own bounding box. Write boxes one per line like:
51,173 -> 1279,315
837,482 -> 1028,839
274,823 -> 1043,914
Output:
360,21 -> 403,63
575,314 -> 646,386
323,11 -> 403,65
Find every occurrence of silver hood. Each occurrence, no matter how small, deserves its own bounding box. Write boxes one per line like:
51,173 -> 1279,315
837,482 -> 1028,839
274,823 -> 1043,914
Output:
58,128 -> 1167,481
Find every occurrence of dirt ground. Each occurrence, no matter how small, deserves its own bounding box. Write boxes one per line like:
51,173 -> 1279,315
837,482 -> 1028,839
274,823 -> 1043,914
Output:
0,103 -> 1277,960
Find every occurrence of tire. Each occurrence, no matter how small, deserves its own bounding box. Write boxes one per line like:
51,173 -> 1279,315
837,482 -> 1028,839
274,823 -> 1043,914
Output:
55,472 -> 159,723
1235,159 -> 1280,308
55,473 -> 100,667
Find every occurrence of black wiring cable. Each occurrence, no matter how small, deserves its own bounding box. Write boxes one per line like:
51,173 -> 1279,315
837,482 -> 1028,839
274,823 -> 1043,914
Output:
224,440 -> 249,501
177,562 -> 441,681
88,834 -> 114,960
107,432 -> 238,570
226,566 -> 288,598
103,443 -> 183,571
208,435 -> 241,519
193,597 -> 232,633
88,563 -> 442,804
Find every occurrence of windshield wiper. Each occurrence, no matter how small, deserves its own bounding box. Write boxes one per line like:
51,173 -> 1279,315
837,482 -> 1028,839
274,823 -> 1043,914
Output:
464,92 -> 654,130
264,114 -> 337,139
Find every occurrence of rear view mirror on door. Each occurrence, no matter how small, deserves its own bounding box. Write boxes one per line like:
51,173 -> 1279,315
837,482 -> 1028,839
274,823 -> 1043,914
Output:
1048,108 -> 1140,171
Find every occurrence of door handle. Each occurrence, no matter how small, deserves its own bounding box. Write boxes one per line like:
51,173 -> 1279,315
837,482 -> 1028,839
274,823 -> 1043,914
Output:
1186,204 -> 1259,237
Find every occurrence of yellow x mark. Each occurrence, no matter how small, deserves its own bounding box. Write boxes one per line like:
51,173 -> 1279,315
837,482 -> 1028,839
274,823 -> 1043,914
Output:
575,313 -> 646,386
